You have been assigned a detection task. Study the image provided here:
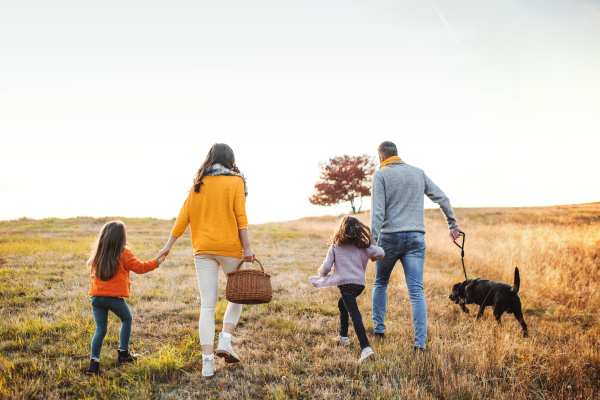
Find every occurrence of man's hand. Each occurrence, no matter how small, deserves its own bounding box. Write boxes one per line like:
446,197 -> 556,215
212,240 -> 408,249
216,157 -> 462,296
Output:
449,227 -> 463,242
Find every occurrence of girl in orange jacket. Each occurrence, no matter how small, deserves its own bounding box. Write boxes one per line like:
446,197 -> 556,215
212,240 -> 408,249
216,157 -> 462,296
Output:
86,220 -> 165,376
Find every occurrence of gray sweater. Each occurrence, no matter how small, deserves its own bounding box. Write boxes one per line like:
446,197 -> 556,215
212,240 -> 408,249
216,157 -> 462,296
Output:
370,162 -> 457,243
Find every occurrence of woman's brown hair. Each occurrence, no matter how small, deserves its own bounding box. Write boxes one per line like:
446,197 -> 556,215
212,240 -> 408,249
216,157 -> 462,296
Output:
87,221 -> 128,281
193,143 -> 241,193
328,216 -> 372,249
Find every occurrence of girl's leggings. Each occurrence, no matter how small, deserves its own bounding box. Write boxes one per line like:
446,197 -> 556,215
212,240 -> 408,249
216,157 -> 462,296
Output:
194,254 -> 244,345
338,283 -> 370,350
90,296 -> 132,359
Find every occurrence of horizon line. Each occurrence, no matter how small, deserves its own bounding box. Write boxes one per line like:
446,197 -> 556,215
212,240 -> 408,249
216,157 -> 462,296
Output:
3,201 -> 599,224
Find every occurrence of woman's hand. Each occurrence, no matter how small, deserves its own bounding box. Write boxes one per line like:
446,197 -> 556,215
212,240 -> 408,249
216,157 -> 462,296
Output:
243,247 -> 255,263
370,255 -> 383,262
157,254 -> 167,264
239,229 -> 255,263
157,236 -> 178,259
156,247 -> 170,259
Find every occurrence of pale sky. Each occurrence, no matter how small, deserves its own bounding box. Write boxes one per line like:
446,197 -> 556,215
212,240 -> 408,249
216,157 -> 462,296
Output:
1,0 -> 599,224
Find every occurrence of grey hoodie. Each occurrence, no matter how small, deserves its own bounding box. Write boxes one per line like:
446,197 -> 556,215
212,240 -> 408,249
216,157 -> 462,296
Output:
370,161 -> 457,243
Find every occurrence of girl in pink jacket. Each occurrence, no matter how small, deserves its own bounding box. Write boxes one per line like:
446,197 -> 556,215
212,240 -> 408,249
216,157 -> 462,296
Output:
309,216 -> 384,363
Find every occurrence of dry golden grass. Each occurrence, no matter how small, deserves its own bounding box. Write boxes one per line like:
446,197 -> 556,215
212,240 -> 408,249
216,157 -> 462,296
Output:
0,205 -> 599,399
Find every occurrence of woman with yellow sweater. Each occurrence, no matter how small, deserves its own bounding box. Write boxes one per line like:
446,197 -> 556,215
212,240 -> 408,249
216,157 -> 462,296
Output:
156,143 -> 255,378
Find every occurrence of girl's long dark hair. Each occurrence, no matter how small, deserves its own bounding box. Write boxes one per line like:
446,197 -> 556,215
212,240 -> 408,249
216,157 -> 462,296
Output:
328,216 -> 372,249
87,221 -> 128,281
193,143 -> 241,193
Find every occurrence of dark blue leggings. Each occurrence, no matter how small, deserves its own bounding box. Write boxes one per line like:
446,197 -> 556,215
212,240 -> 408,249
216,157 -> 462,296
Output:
90,296 -> 132,359
338,284 -> 370,350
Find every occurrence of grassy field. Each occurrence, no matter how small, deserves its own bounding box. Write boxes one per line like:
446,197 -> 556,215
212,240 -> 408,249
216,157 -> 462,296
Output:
1,204 -> 599,399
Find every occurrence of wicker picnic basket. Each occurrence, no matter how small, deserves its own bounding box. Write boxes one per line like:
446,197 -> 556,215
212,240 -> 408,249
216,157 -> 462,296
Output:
226,258 -> 272,304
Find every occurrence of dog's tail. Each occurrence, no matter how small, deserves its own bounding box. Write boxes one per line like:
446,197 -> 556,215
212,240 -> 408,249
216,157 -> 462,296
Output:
512,267 -> 520,293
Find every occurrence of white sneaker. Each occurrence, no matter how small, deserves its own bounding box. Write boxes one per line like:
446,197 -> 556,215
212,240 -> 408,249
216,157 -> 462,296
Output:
333,335 -> 351,346
358,347 -> 375,364
215,333 -> 240,363
202,354 -> 215,378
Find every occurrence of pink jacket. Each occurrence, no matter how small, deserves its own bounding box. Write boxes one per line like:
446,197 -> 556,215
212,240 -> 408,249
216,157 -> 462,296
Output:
309,244 -> 385,288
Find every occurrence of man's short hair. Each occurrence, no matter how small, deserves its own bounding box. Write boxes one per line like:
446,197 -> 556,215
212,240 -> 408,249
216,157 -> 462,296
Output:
378,141 -> 398,158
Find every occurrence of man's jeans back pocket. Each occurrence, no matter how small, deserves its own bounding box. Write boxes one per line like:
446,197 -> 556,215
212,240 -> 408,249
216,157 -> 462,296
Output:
407,233 -> 426,257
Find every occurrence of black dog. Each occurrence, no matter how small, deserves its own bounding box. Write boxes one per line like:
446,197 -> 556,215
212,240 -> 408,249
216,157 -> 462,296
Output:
449,267 -> 528,337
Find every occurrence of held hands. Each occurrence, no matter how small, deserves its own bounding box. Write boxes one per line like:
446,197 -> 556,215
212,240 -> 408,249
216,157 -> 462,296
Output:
370,255 -> 383,262
156,245 -> 171,265
156,247 -> 171,259
449,227 -> 463,242
157,236 -> 178,261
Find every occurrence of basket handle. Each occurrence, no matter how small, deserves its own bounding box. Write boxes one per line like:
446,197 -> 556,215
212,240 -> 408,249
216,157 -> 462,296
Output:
236,258 -> 264,272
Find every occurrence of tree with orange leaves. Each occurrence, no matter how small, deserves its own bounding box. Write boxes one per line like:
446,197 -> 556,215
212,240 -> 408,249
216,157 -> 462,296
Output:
309,154 -> 377,213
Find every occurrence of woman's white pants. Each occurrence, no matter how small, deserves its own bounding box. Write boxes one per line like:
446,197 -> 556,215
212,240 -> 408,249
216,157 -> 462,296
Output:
194,254 -> 243,345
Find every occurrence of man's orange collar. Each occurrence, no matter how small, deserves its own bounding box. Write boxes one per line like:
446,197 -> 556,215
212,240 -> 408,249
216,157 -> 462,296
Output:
379,156 -> 403,169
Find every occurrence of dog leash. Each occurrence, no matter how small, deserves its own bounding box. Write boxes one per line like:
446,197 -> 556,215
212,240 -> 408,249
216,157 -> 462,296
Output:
453,232 -> 468,280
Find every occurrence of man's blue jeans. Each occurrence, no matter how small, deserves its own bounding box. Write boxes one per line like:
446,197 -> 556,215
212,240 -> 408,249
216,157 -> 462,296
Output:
372,232 -> 427,349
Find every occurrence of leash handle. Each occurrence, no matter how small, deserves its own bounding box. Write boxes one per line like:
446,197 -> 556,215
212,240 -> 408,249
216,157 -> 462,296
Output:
453,232 -> 468,280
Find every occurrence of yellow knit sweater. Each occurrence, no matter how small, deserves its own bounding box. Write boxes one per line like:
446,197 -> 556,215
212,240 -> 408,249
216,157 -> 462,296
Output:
171,176 -> 248,258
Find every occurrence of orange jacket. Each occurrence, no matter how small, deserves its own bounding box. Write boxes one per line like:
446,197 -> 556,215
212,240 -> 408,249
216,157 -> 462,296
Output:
89,248 -> 158,298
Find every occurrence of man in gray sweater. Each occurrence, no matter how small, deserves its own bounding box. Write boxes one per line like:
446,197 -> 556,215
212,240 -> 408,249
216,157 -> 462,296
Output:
370,141 -> 462,350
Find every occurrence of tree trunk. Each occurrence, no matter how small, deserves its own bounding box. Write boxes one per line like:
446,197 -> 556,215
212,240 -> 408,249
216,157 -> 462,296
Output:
350,198 -> 356,213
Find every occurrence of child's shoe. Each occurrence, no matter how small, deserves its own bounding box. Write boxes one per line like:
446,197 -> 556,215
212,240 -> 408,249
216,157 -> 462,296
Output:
85,359 -> 100,375
202,353 -> 215,378
358,347 -> 375,364
332,335 -> 351,346
215,332 -> 240,363
117,349 -> 141,364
